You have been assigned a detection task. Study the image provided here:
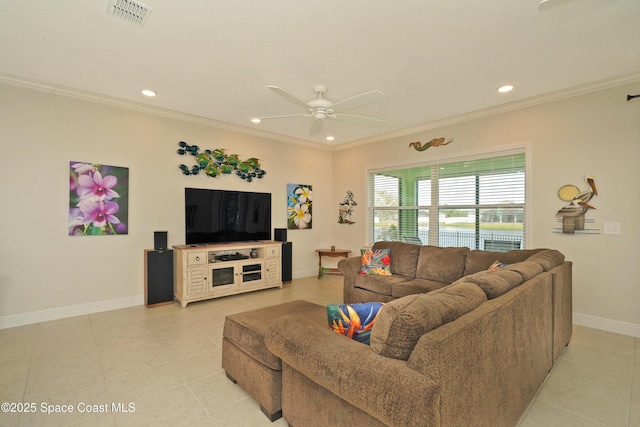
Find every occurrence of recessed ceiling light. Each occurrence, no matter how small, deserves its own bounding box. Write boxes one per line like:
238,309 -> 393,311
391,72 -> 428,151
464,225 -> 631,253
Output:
497,85 -> 514,93
250,118 -> 261,124
326,136 -> 335,141
141,89 -> 157,97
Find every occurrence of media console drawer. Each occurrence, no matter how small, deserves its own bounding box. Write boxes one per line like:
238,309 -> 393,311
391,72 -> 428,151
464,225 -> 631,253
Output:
266,245 -> 281,257
187,252 -> 206,265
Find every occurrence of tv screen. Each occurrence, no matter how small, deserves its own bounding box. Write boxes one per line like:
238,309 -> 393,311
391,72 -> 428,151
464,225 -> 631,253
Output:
185,188 -> 272,245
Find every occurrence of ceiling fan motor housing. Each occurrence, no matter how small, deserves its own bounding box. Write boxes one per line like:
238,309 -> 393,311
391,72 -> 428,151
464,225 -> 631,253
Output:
308,98 -> 334,119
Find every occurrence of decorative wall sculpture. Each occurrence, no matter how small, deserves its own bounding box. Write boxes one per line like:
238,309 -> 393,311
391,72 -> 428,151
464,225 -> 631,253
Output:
555,174 -> 598,234
287,184 -> 312,229
69,161 -> 129,236
338,191 -> 357,224
409,137 -> 454,152
176,141 -> 266,182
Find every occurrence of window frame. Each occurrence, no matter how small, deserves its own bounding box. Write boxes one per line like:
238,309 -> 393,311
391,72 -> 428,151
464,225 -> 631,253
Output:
367,147 -> 528,250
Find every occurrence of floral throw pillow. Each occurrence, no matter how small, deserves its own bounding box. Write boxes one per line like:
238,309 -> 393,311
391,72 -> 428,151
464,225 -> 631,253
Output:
488,260 -> 508,270
327,302 -> 384,345
360,249 -> 392,276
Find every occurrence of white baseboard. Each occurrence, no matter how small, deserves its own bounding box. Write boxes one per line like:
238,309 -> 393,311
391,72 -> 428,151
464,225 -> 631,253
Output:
573,312 -> 640,338
0,295 -> 144,329
3,296 -> 638,338
293,269 -> 319,280
0,272 -> 319,330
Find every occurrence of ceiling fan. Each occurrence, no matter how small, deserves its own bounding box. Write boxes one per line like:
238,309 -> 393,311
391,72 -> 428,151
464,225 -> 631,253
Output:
252,84 -> 386,134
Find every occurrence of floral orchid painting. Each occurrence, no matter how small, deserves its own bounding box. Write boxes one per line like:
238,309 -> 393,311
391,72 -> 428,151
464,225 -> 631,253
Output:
69,161 -> 129,236
287,184 -> 312,230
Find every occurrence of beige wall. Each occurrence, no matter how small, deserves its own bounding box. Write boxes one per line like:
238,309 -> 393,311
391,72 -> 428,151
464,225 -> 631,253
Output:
1,80 -> 639,336
0,83 -> 333,325
332,81 -> 640,336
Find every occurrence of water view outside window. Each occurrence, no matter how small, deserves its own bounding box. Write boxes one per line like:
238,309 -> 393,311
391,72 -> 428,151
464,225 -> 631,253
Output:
369,152 -> 525,251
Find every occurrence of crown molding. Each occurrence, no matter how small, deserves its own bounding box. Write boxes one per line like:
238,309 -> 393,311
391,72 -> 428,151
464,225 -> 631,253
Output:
336,71 -> 640,151
0,72 -> 332,150
2,71 -> 638,153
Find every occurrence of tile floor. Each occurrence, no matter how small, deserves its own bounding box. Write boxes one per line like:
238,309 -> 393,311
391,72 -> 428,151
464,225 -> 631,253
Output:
0,275 -> 638,426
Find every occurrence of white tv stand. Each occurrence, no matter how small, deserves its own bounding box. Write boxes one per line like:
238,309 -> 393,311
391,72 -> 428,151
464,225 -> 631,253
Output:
173,241 -> 283,307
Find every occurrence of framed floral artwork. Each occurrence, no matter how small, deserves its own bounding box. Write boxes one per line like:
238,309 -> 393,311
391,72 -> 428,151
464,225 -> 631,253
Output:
69,161 -> 129,236
287,184 -> 312,229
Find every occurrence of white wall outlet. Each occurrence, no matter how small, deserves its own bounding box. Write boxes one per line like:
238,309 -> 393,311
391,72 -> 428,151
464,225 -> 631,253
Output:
603,222 -> 621,235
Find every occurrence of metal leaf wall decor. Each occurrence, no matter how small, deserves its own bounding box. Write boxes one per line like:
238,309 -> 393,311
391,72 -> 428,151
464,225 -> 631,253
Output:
176,141 -> 266,182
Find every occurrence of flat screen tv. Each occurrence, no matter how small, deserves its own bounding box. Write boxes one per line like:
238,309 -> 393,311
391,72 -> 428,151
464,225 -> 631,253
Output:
185,188 -> 272,245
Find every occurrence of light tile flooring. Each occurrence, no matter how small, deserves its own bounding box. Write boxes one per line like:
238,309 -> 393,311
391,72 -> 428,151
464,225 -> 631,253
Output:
1,276 -> 638,426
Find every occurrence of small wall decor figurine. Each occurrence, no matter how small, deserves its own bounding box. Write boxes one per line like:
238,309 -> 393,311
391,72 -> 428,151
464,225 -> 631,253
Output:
338,191 -> 357,224
409,137 -> 454,152
176,141 -> 266,182
555,174 -> 598,234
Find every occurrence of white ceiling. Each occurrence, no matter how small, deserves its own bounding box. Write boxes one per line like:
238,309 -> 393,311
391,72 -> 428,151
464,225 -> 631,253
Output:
1,0 -> 639,147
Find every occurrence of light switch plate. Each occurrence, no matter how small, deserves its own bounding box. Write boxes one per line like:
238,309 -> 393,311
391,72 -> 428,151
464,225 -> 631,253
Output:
603,222 -> 621,235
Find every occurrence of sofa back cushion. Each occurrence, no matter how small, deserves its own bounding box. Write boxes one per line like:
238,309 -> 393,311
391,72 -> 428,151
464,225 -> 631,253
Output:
464,248 -> 543,276
503,261 -> 544,281
526,249 -> 565,271
415,246 -> 469,283
372,241 -> 420,277
460,269 -> 523,299
370,281 -> 486,360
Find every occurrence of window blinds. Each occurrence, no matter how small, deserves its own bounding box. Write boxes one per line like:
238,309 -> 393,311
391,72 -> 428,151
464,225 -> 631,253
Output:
368,151 -> 525,250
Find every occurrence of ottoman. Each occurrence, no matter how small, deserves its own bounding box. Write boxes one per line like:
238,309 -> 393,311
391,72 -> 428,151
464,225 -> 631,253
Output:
222,300 -> 327,421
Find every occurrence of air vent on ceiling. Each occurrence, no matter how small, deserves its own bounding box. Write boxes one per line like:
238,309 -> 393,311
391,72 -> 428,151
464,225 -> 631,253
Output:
106,0 -> 152,26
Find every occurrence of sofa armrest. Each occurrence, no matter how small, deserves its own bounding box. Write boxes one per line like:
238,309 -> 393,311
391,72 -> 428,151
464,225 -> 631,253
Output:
265,314 -> 440,427
338,256 -> 362,303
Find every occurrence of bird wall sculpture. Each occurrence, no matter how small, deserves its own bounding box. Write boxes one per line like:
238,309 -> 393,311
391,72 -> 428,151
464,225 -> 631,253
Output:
338,191 -> 357,224
556,175 -> 598,233
409,137 -> 454,152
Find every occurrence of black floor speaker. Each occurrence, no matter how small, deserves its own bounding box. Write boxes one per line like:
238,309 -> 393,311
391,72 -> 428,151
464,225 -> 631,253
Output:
281,241 -> 292,283
145,249 -> 174,307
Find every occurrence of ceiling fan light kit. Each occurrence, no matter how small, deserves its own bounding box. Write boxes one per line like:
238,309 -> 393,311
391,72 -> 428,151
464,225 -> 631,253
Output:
253,84 -> 386,135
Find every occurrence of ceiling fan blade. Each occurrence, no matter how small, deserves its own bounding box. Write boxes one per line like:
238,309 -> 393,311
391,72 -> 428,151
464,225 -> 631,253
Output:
254,113 -> 310,120
331,90 -> 385,113
266,85 -> 311,111
333,113 -> 386,127
309,118 -> 323,135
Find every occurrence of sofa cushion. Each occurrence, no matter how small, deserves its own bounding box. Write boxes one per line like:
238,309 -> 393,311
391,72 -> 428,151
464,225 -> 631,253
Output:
503,261 -> 544,281
360,248 -> 391,276
354,273 -> 412,297
461,269 -> 523,299
527,249 -> 565,271
391,279 -> 449,299
464,248 -> 543,276
415,246 -> 469,283
370,281 -> 487,360
372,241 -> 420,277
327,302 -> 384,345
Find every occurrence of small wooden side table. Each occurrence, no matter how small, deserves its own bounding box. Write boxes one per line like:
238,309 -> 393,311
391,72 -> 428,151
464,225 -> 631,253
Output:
315,249 -> 351,278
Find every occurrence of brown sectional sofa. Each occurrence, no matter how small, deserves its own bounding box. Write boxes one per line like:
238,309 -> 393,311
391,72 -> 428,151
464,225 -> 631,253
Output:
264,242 -> 572,427
339,241 -> 546,303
